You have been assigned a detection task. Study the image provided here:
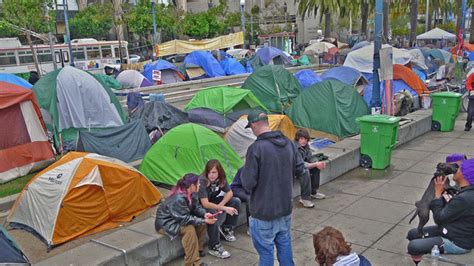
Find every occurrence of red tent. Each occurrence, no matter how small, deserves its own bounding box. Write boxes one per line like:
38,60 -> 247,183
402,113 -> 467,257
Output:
393,64 -> 430,95
0,82 -> 55,183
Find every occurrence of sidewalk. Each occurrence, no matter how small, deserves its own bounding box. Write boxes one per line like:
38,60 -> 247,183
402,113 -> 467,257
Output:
167,117 -> 474,265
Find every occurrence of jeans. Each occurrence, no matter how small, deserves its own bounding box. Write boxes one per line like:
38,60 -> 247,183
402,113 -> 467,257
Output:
406,226 -> 470,255
207,197 -> 241,248
465,95 -> 474,129
309,168 -> 321,195
250,214 -> 294,266
299,168 -> 321,200
233,189 -> 250,227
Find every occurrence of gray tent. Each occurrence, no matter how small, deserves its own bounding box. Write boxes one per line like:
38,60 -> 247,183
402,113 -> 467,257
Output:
188,108 -> 250,133
77,120 -> 151,163
131,101 -> 189,132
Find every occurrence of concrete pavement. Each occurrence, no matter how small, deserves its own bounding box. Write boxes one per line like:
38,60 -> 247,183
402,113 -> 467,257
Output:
167,116 -> 474,266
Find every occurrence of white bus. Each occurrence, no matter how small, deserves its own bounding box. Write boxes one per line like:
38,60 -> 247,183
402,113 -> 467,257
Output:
0,38 -> 129,75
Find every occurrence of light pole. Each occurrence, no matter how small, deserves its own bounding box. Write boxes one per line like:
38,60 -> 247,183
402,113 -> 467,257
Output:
240,0 -> 246,48
371,0 -> 383,109
425,0 -> 430,31
62,0 -> 74,66
151,0 -> 158,60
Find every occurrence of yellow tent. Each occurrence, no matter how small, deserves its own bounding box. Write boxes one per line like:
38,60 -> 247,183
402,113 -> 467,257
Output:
7,152 -> 162,248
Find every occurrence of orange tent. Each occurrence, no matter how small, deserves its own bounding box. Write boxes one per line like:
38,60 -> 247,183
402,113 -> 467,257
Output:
393,64 -> 430,95
7,152 -> 162,248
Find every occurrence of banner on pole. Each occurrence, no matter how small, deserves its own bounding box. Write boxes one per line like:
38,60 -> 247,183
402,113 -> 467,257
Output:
380,47 -> 393,81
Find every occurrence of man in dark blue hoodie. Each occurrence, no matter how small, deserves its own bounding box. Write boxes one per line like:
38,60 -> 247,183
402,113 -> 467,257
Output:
241,110 -> 306,266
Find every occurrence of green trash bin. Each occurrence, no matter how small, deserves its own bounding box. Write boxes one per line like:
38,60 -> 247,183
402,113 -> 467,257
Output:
356,115 -> 401,170
430,92 -> 462,132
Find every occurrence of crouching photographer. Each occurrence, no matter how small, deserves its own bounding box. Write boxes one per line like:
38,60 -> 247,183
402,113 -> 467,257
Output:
407,158 -> 474,262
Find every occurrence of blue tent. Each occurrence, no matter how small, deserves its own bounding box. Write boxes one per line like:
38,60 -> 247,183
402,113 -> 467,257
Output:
0,73 -> 32,89
293,69 -> 322,90
255,47 -> 292,65
363,80 -> 418,106
321,66 -> 367,86
468,52 -> 474,61
0,226 -> 29,263
352,41 -> 371,51
184,51 -> 225,78
220,57 -> 247,75
143,60 -> 184,84
412,67 -> 427,82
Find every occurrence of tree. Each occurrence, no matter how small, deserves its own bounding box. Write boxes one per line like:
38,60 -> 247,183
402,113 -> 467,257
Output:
470,8 -> 474,44
77,0 -> 88,10
295,0 -> 339,38
360,0 -> 370,38
0,0 -> 55,76
383,0 -> 390,41
409,0 -> 418,46
70,3 -> 113,39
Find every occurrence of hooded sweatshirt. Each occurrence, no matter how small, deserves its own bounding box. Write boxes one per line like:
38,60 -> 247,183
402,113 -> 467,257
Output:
241,131 -> 305,221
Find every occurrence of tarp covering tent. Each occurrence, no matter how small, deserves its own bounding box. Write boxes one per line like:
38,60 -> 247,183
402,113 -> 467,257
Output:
220,57 -> 247,75
32,66 -> 128,150
0,73 -> 32,89
425,49 -> 453,64
116,70 -> 154,89
363,80 -> 418,106
321,66 -> 368,87
131,101 -> 188,132
7,152 -> 162,248
303,42 -> 336,55
255,47 -> 292,65
140,123 -> 243,185
294,69 -> 322,90
225,115 -> 297,158
143,60 -> 185,85
184,50 -> 226,78
344,44 -> 413,73
413,67 -> 427,82
288,80 -> 369,139
0,225 -> 29,263
93,74 -> 122,90
393,64 -> 430,95
242,65 -> 302,113
226,48 -> 250,59
0,82 -> 55,183
416,27 -> 456,40
408,49 -> 429,71
77,120 -> 151,163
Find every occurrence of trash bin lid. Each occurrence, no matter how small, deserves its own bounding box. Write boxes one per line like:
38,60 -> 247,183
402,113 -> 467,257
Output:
430,91 -> 462,98
356,114 -> 401,124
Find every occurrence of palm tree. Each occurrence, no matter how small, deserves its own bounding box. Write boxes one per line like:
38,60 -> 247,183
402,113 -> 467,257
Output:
383,0 -> 390,41
409,0 -> 418,46
295,0 -> 339,38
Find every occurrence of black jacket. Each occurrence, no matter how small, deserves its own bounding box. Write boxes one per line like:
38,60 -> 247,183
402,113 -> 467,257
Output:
155,193 -> 206,238
241,131 -> 305,221
430,185 -> 474,249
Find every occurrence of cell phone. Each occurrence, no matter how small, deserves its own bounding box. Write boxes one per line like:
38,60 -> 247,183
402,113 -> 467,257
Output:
210,211 -> 223,218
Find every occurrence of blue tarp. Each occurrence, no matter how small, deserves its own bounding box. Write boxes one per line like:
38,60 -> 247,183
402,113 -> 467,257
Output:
293,69 -> 322,90
321,66 -> 365,86
363,80 -> 418,106
412,67 -> 427,82
184,51 -> 225,78
255,47 -> 291,65
143,60 -> 181,81
468,52 -> 474,61
0,73 -> 32,89
220,57 -> 247,75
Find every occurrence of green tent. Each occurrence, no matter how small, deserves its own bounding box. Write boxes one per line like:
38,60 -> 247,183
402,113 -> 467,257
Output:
288,80 -> 369,139
184,86 -> 268,114
94,74 -> 123,90
33,66 -> 128,150
140,123 -> 243,185
242,65 -> 301,113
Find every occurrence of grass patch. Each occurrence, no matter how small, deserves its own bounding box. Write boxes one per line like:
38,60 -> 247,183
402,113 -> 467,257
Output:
0,172 -> 36,198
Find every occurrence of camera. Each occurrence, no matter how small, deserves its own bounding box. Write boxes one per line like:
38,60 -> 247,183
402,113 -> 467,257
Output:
434,163 -> 459,177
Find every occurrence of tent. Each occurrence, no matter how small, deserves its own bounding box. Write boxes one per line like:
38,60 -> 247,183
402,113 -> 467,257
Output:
77,120 -> 151,163
131,101 -> 188,132
408,49 -> 428,71
7,152 -> 162,248
242,65 -> 302,113
93,74 -> 122,90
140,123 -> 243,185
351,41 -> 371,51
0,226 -> 29,263
241,55 -> 265,73
0,73 -> 32,89
363,80 -> 418,106
303,42 -> 336,56
32,66 -> 128,151
0,82 -> 55,183
183,51 -> 226,78
293,69 -> 322,90
116,70 -> 154,89
226,49 -> 251,59
393,64 -> 430,95
143,60 -> 185,85
321,66 -> 368,87
288,80 -> 369,139
425,49 -> 453,64
220,57 -> 247,75
184,86 -> 267,132
344,44 -> 413,73
255,47 -> 292,65
416,27 -> 456,40
322,38 -> 349,49
225,115 -> 297,158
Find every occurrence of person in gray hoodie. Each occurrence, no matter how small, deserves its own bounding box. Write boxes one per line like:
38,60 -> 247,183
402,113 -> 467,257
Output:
241,109 -> 306,266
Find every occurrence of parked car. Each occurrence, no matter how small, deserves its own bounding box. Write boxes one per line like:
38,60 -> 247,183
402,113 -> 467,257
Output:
128,54 -> 141,64
162,53 -> 186,63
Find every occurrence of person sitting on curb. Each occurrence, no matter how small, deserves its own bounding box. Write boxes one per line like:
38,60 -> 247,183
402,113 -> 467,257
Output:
407,158 -> 474,263
199,159 -> 240,259
313,226 -> 371,266
155,173 -> 216,266
230,167 -> 251,235
294,129 -> 327,202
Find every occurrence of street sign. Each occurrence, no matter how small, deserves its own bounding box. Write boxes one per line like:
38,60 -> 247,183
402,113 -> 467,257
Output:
152,70 -> 161,82
380,47 -> 393,81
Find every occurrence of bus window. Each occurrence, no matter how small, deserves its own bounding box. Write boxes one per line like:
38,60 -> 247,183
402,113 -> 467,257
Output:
73,48 -> 85,60
101,46 -> 112,58
63,51 -> 69,63
55,51 -> 61,63
114,46 -> 127,62
37,49 -> 52,63
18,50 -> 34,64
86,47 -> 100,59
0,51 -> 17,66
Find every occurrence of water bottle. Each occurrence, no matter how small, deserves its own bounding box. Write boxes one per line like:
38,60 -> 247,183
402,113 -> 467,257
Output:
431,245 -> 440,265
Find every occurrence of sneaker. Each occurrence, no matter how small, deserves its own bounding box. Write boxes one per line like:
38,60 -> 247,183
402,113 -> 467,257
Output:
465,127 -> 471,131
299,199 -> 315,208
311,192 -> 326,199
208,244 -> 231,259
199,250 -> 206,257
219,226 -> 236,242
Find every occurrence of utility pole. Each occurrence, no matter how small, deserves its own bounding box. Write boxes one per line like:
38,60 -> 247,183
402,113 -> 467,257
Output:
62,0 -> 74,66
425,0 -> 430,31
240,0 -> 246,48
371,0 -> 383,109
